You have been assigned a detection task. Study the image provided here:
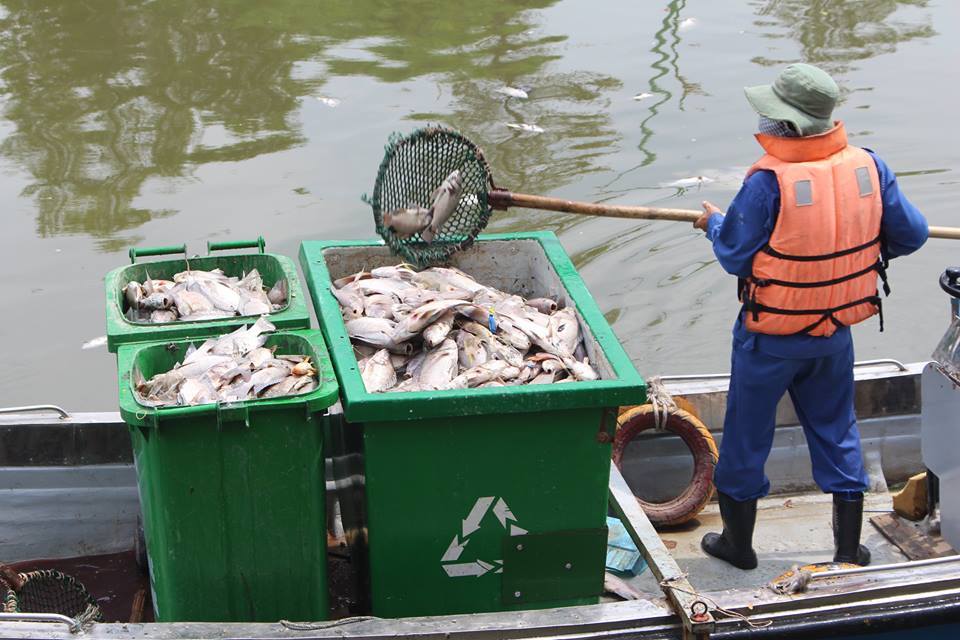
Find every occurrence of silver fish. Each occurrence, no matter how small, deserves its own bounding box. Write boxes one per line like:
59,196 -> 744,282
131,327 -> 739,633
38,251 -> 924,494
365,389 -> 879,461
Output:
238,289 -> 272,316
238,269 -> 264,292
456,331 -> 487,369
393,377 -> 422,393
526,297 -> 558,314
346,317 -> 399,349
332,271 -> 370,289
261,375 -> 300,399
178,378 -> 218,406
172,289 -> 216,316
393,299 -> 467,343
140,292 -> 173,311
383,206 -> 432,238
362,349 -> 396,393
267,278 -> 288,305
422,311 -> 455,348
371,265 -> 416,281
251,366 -> 291,395
189,278 -> 240,313
150,309 -> 178,323
350,278 -> 413,297
405,349 -> 427,380
550,307 -> 580,354
564,357 -> 599,381
364,294 -> 397,320
124,282 -> 143,309
418,339 -> 459,390
426,267 -> 486,294
331,286 -> 364,319
421,169 -> 464,243
211,317 -> 275,356
449,360 -> 513,389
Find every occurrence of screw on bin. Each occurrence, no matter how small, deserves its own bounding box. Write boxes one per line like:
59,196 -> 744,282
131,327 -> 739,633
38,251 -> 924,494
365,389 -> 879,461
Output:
516,544 -> 524,551
564,562 -> 572,570
514,591 -> 522,599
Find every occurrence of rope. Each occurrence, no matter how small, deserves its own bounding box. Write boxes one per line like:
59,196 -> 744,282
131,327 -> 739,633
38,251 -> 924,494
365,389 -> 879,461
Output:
660,575 -> 773,629
280,616 -> 379,631
645,376 -> 676,431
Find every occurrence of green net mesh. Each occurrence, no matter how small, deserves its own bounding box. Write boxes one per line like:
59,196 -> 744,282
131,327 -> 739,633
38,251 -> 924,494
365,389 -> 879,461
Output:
2,570 -> 103,622
365,126 -> 495,267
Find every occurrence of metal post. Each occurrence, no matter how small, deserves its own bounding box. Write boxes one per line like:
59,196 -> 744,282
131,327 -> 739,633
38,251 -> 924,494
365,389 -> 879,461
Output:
608,462 -> 714,639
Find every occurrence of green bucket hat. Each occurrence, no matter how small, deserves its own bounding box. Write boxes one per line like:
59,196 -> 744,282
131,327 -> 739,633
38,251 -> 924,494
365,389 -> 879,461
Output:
745,63 -> 839,136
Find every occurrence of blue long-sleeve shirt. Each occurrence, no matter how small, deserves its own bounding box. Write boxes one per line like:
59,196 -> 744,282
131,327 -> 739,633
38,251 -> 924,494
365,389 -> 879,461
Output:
705,150 -> 929,358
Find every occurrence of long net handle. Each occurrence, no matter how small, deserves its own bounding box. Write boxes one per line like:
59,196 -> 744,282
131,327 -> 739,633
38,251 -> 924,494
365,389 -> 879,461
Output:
489,190 -> 960,239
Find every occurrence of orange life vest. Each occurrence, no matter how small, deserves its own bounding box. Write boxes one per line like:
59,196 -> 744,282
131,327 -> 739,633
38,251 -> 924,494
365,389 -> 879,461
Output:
741,122 -> 888,337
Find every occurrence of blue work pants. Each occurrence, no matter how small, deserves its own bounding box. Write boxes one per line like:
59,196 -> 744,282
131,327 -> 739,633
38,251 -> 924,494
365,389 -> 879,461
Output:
712,337 -> 869,501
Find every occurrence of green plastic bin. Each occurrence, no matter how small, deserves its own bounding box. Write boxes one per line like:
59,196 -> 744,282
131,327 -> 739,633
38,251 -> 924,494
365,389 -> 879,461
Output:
105,238 -> 310,353
117,329 -> 338,622
300,232 -> 646,618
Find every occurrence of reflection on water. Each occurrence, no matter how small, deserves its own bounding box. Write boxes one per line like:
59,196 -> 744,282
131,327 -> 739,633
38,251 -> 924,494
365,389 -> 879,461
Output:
752,0 -> 936,73
0,0 -> 633,249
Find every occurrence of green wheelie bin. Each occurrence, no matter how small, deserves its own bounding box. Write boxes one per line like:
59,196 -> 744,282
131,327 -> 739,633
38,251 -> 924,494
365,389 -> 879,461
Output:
300,231 -> 646,618
105,237 -> 310,353
117,329 -> 338,622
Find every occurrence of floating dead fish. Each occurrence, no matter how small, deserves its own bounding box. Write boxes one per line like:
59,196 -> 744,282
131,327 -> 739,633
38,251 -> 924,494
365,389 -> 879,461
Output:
505,123 -> 545,134
678,17 -> 696,31
632,92 -> 654,101
662,175 -> 714,189
315,96 -> 341,107
81,335 -> 108,350
383,206 -> 433,238
495,86 -> 529,99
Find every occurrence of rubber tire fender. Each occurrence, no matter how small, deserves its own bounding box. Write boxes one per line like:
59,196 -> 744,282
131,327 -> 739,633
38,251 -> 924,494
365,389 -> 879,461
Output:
612,405 -> 719,527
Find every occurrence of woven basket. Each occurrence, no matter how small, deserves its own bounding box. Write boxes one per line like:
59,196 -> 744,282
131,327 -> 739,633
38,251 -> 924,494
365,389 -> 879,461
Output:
1,569 -> 103,623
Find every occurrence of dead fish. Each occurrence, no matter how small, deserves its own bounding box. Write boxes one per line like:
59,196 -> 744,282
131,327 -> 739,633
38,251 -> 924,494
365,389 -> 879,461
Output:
421,169 -> 463,243
251,366 -> 292,395
364,294 -> 397,320
332,271 -> 371,289
189,278 -> 240,313
495,317 -> 532,352
603,572 -> 644,601
550,307 -> 580,354
383,206 -> 433,238
140,292 -> 173,311
346,317 -> 399,349
526,297 -> 558,314
564,356 -> 599,381
80,335 -> 108,350
393,377 -> 422,393
393,299 -> 468,343
661,175 -> 713,189
362,349 -> 396,393
456,331 -> 488,369
632,92 -> 654,101
178,378 -> 218,406
150,309 -> 178,323
505,123 -> 544,134
418,339 -> 459,390
530,370 -> 557,385
211,317 -> 275,357
238,269 -> 264,292
405,349 -> 427,380
331,286 -> 365,319
450,360 -> 517,389
419,311 -> 453,348
424,267 -> 486,294
371,265 -> 416,281
238,289 -> 272,316
124,282 -> 143,309
261,375 -> 300,399
350,278 -> 413,297
267,278 -> 288,305
172,289 -> 215,317
495,86 -> 528,99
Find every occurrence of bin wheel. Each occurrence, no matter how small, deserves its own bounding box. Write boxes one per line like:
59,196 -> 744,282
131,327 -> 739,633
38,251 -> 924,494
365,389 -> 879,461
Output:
613,405 -> 718,528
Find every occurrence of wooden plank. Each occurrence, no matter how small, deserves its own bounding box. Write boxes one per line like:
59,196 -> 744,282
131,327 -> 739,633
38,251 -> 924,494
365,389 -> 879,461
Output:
870,512 -> 957,560
608,462 -> 714,638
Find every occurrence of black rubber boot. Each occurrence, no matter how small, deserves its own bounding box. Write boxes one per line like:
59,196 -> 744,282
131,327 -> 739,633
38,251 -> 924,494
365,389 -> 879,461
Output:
833,493 -> 871,566
701,492 -> 758,570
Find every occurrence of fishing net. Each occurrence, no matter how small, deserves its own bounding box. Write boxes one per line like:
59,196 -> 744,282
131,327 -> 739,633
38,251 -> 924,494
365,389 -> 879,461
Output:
1,569 -> 103,623
364,126 -> 496,267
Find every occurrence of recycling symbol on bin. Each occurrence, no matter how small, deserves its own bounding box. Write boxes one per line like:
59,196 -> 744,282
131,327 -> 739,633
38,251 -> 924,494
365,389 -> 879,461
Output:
441,496 -> 527,577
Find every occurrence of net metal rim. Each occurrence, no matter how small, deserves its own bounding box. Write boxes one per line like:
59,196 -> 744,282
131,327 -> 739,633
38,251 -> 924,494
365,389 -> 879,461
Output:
365,125 -> 496,267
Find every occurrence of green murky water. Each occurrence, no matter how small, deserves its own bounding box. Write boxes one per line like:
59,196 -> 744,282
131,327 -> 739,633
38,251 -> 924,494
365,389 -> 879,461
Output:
0,1 -> 955,410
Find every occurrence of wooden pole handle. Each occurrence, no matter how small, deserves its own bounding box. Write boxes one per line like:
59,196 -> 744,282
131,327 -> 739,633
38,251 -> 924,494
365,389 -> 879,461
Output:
488,190 -> 960,240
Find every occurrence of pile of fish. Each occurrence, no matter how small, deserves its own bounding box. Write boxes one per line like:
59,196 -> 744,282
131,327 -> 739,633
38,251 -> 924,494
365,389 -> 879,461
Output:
331,264 -> 599,393
123,268 -> 288,323
135,317 -> 317,407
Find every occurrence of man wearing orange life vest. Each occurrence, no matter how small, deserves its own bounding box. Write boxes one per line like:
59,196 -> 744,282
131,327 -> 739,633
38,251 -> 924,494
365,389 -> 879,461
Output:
695,63 -> 928,569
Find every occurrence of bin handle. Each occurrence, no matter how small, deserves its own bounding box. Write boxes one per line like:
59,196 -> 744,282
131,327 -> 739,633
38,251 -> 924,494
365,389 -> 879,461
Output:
129,244 -> 187,264
207,237 -> 266,254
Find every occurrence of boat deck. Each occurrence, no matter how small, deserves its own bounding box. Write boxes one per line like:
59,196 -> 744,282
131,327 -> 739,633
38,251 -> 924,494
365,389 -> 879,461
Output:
626,490 -> 908,596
